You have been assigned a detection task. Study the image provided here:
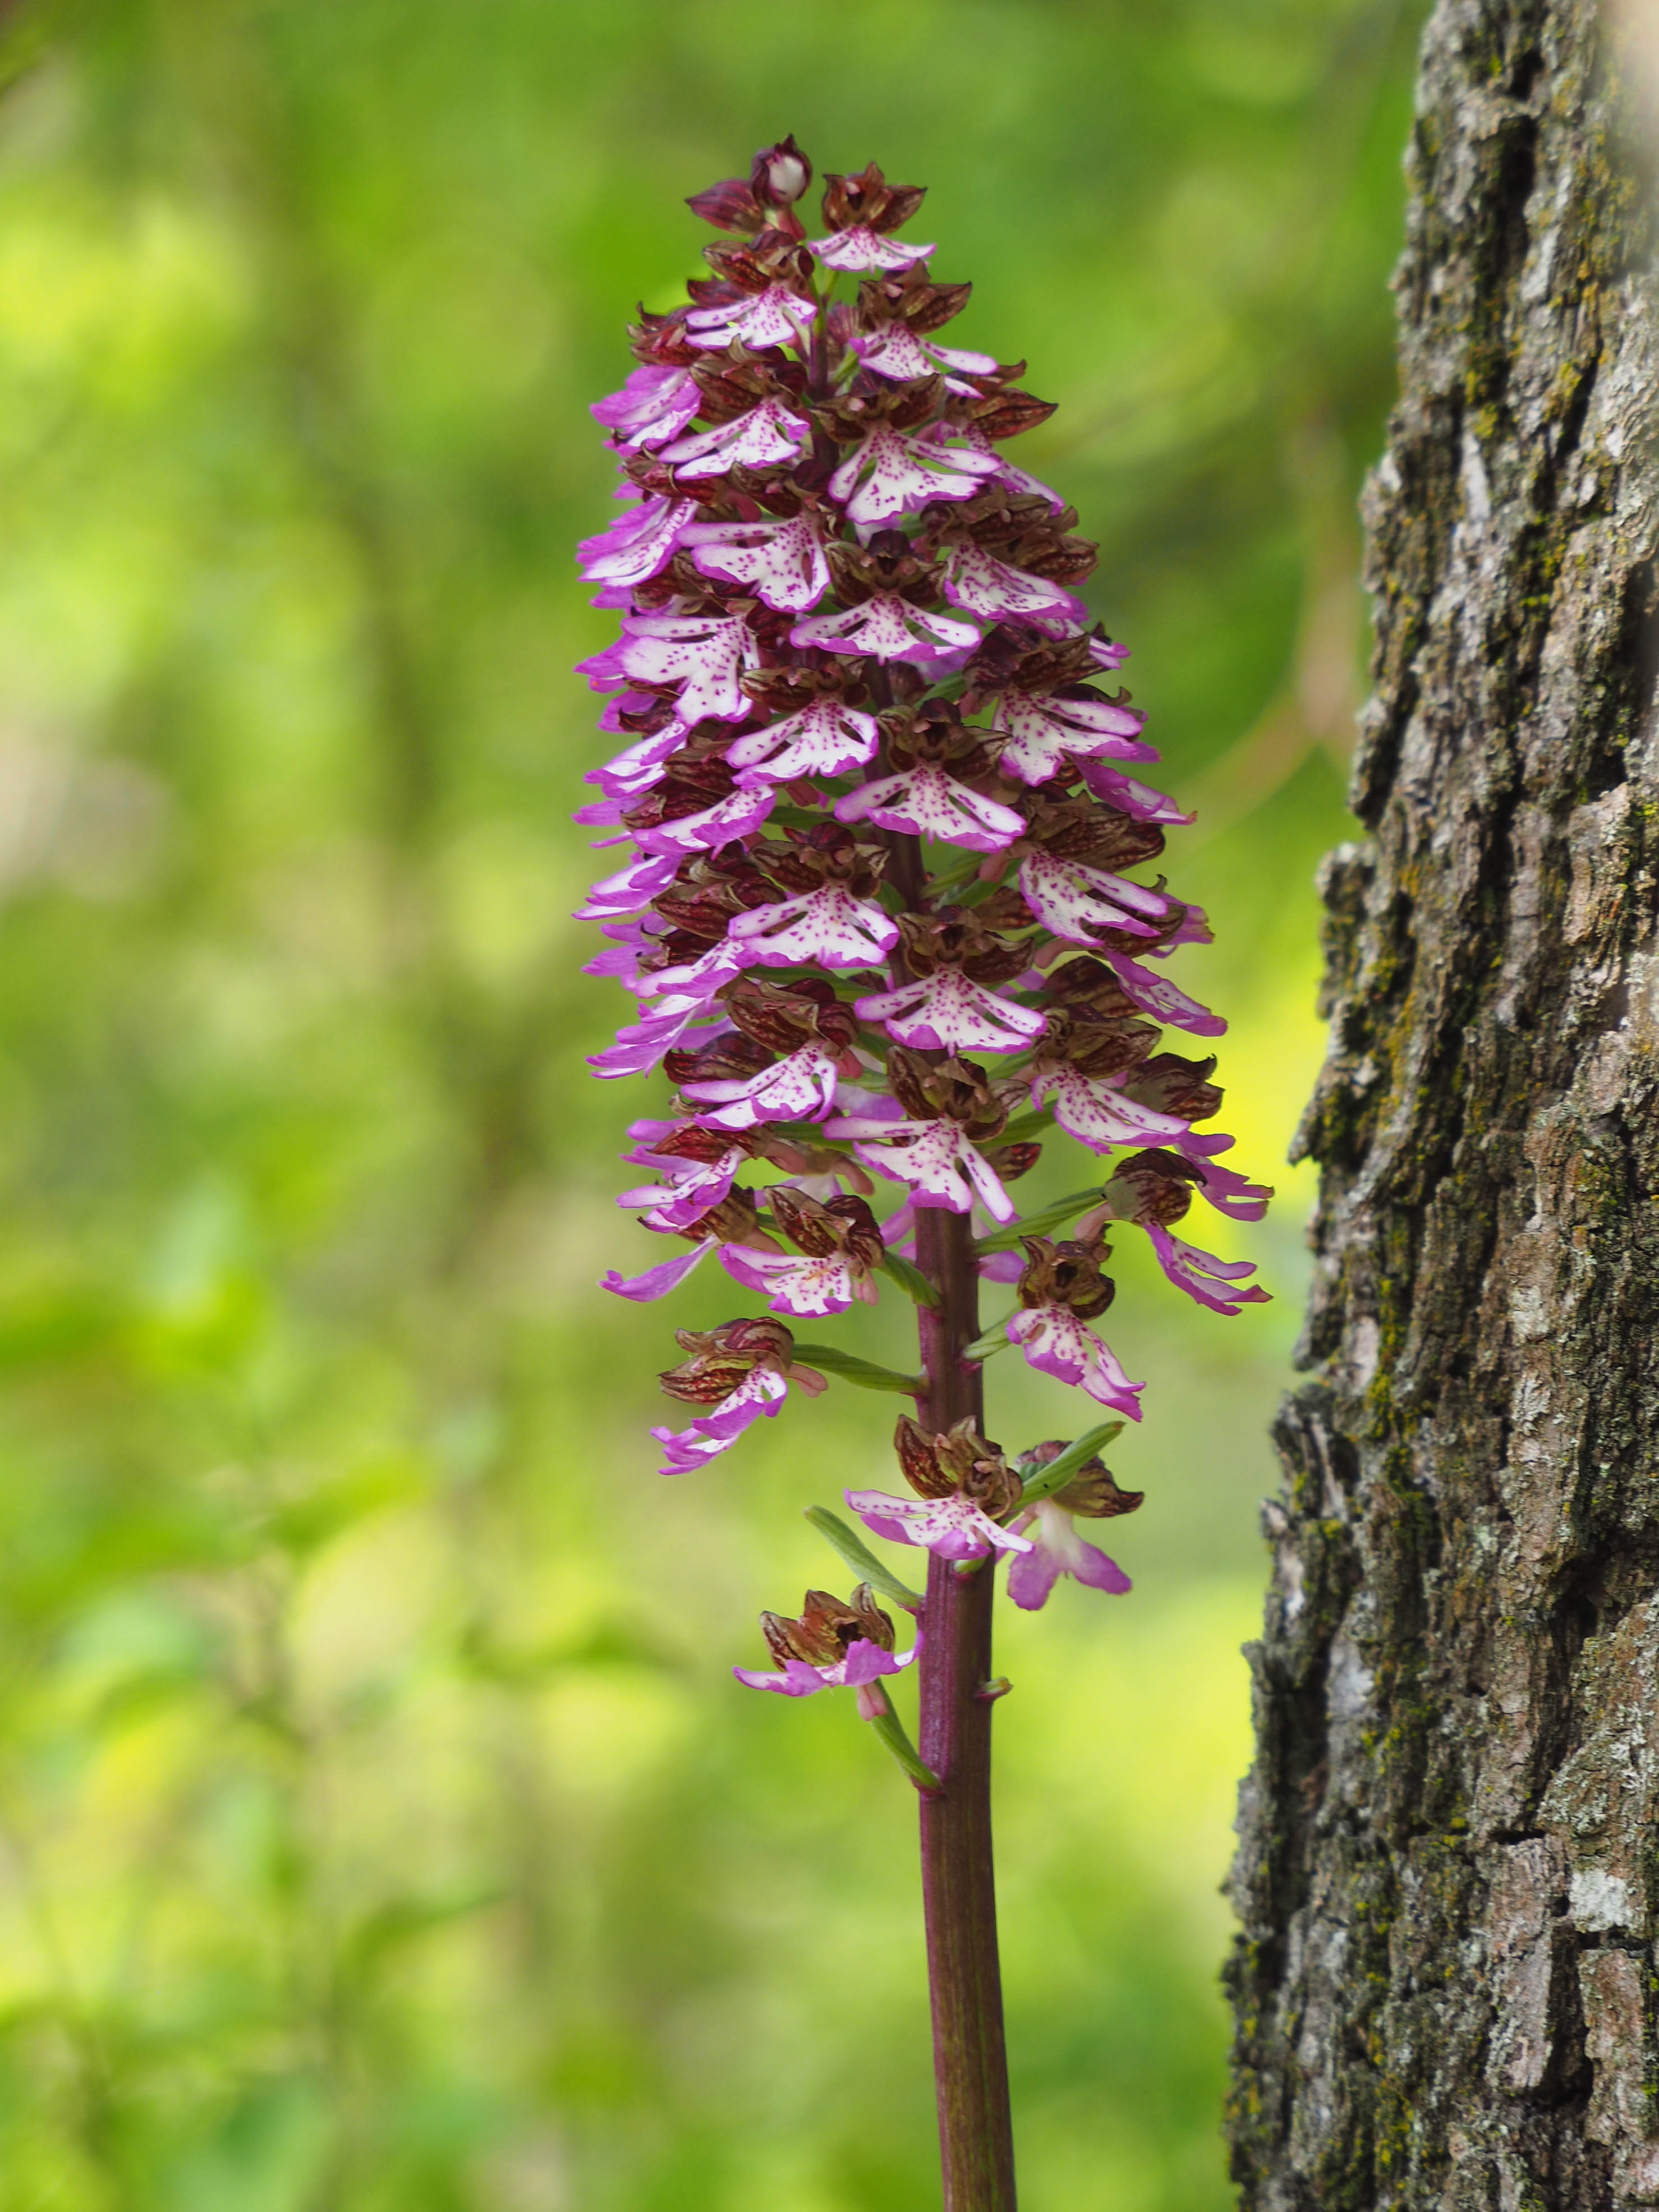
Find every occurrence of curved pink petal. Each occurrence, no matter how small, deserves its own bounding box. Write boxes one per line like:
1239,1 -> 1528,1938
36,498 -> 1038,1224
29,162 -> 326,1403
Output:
1145,1222 -> 1270,1315
651,1365 -> 789,1476
574,852 -> 681,923
631,785 -> 775,858
1078,760 -> 1194,826
1102,951 -> 1225,1037
1188,1154 -> 1274,1222
591,366 -> 701,450
601,1238 -> 715,1303
578,496 -> 693,590
729,697 -> 882,784
733,1636 -> 914,1696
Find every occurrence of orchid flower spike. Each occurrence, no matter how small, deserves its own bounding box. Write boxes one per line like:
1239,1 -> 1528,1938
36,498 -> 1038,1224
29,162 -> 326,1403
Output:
576,132 -> 1271,1578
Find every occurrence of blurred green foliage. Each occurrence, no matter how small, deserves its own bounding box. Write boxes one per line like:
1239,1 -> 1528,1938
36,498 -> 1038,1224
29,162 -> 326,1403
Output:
0,2 -> 1423,2206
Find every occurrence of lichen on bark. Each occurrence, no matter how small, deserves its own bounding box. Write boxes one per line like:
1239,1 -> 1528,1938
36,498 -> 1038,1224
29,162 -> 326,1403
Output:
1225,2 -> 1659,2206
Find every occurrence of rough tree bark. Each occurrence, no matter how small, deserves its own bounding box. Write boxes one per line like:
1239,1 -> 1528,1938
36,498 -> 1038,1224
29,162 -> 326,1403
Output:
1225,3 -> 1659,2208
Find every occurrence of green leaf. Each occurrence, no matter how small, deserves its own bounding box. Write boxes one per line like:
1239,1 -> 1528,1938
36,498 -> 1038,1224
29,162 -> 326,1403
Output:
803,1507 -> 925,1612
975,1189 -> 1104,1254
791,1343 -> 924,1395
875,1248 -> 940,1307
1014,1423 -> 1126,1506
963,1318 -> 1012,1362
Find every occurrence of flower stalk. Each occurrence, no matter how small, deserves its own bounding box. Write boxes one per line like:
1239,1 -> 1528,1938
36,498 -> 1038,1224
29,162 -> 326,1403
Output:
574,135 -> 1271,2211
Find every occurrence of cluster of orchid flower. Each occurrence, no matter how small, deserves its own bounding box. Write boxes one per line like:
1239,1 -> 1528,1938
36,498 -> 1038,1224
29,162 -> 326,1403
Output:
576,139 -> 1269,1738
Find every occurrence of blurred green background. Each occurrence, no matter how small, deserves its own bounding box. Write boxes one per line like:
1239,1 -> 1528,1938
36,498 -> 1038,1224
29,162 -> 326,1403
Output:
0,3 -> 1423,2207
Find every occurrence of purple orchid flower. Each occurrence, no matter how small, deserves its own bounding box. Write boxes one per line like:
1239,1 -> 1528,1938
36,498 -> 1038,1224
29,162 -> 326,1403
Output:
844,1488 -> 1033,1562
940,545 -> 1087,636
853,970 -> 1046,1054
658,398 -> 810,478
591,365 -> 701,450
826,424 -> 1001,530
1005,1500 -> 1132,1611
682,511 -> 832,614
791,593 -> 980,664
727,696 -> 881,783
834,761 -> 1024,850
734,1633 -> 917,1698
686,283 -> 816,352
724,885 -> 899,969
578,495 -> 694,594
680,1041 -> 845,1129
1005,1305 -> 1146,1419
826,1112 -> 1018,1222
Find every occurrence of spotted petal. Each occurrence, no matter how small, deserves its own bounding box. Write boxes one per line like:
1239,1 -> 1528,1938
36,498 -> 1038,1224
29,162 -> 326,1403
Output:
836,761 -> 1023,850
1018,850 -> 1173,946
591,366 -> 701,450
792,594 -> 979,665
992,687 -> 1155,785
578,496 -> 693,591
720,1245 -> 858,1318
581,613 -> 757,723
826,423 -> 1000,531
1029,1064 -> 1192,1153
843,1489 -> 1032,1561
810,226 -> 935,272
681,1042 -> 843,1129
853,969 -> 1045,1053
728,698 -> 882,784
659,399 -> 810,479
725,886 -> 899,970
685,284 -> 815,351
683,512 -> 831,614
651,1365 -> 792,1475
826,1114 -> 1017,1222
1005,1305 -> 1145,1418
941,544 -> 1087,636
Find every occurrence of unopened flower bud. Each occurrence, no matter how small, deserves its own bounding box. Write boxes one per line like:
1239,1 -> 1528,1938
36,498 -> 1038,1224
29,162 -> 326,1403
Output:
1089,1148 -> 1200,1229
932,1419 -> 1021,1519
760,1584 -> 896,1667
751,134 -> 812,207
660,1314 -> 799,1403
1015,1236 -> 1115,1320
895,1413 -> 954,1498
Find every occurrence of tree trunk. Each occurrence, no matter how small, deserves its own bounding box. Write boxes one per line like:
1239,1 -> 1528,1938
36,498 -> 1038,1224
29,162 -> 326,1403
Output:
1225,4 -> 1659,2208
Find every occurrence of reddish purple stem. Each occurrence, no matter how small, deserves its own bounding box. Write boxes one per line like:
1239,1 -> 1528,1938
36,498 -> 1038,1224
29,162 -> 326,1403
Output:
914,1203 -> 1017,2210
